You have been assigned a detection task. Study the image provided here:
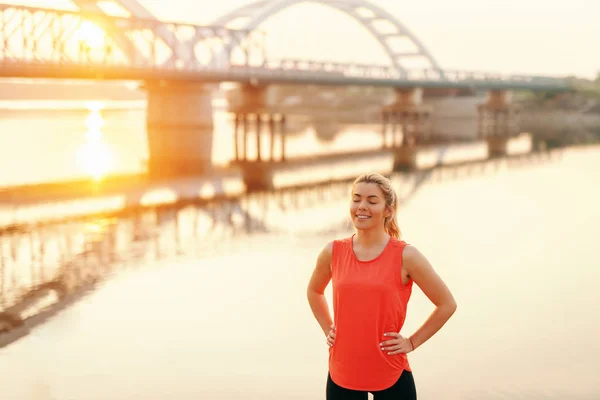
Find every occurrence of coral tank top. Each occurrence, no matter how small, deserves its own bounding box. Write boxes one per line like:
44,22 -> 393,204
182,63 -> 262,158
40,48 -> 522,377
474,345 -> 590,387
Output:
328,235 -> 413,391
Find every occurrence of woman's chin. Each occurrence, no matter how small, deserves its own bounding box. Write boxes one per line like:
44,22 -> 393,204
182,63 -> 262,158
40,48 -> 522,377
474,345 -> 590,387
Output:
352,219 -> 374,230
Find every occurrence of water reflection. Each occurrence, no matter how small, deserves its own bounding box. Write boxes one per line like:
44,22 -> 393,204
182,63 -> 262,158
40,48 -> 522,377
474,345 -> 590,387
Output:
77,103 -> 114,181
1,146 -> 598,400
0,149 -> 562,344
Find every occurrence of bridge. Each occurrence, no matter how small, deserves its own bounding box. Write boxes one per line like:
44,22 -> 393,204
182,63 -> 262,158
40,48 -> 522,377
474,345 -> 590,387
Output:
0,0 -> 573,189
0,2 -> 570,91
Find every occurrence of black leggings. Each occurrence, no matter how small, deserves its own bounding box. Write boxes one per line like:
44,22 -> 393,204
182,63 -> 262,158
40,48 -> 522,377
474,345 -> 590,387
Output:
326,371 -> 416,400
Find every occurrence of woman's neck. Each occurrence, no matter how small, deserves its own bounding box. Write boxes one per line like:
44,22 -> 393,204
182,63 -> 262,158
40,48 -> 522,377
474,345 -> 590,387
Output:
355,229 -> 389,248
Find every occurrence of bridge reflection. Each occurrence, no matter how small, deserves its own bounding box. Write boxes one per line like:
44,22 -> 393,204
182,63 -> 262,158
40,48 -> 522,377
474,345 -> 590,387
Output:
0,147 -> 563,347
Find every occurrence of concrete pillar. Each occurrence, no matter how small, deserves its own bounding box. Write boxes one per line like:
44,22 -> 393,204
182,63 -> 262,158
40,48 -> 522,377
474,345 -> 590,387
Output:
239,162 -> 275,193
486,89 -> 510,109
487,136 -> 510,157
229,84 -> 271,114
233,114 -> 240,162
145,81 -> 214,178
233,113 -> 285,163
381,111 -> 389,149
478,90 -> 523,157
382,87 -> 432,171
393,146 -> 418,172
280,115 -> 287,161
228,84 -> 289,192
394,87 -> 423,107
269,116 -> 275,162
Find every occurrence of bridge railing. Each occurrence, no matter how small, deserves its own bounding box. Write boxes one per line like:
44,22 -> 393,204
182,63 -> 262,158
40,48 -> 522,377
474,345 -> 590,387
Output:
0,3 -> 266,70
264,59 -> 567,87
0,4 -> 570,90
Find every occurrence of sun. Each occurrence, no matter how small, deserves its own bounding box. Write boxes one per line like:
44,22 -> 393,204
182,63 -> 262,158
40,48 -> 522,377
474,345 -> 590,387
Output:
76,20 -> 106,49
77,104 -> 114,181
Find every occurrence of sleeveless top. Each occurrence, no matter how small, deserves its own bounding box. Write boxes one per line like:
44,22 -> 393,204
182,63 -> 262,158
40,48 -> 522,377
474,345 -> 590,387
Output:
328,235 -> 413,391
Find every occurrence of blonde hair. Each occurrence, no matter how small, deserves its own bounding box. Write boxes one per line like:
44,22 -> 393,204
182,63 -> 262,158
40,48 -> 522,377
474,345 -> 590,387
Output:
352,173 -> 401,239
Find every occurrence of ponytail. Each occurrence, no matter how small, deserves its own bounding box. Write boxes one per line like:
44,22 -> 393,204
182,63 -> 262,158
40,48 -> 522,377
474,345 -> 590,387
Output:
384,190 -> 401,239
385,215 -> 401,239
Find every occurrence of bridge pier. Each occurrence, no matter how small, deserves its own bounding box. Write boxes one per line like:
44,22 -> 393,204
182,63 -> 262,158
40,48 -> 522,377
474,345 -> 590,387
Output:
229,85 -> 288,192
233,113 -> 286,163
478,90 -> 522,157
233,112 -> 287,192
145,81 -> 215,178
382,88 -> 433,171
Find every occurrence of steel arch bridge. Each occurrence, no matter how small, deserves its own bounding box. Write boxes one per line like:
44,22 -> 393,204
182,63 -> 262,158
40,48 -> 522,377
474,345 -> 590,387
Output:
73,0 -> 441,75
0,2 -> 571,91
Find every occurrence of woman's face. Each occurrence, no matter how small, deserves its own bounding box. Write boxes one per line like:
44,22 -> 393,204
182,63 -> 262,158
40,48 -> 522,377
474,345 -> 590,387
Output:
350,182 -> 389,232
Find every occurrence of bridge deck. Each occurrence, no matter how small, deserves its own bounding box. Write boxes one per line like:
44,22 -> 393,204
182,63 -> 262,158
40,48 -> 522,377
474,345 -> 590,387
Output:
0,4 -> 572,92
0,62 -> 572,91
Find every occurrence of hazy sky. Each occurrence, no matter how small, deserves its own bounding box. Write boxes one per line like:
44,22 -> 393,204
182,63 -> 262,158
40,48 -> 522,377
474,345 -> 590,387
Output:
8,0 -> 600,78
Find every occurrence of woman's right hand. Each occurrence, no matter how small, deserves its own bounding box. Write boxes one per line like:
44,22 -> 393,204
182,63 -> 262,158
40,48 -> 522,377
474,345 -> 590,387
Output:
326,324 -> 336,347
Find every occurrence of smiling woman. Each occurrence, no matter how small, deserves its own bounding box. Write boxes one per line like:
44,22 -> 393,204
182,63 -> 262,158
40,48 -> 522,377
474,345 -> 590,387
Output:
306,172 -> 457,399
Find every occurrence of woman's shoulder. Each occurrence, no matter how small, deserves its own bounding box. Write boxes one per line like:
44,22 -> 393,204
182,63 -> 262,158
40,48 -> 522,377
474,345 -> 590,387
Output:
397,242 -> 430,270
390,236 -> 410,250
322,236 -> 352,256
390,238 -> 422,263
316,237 -> 347,262
334,236 -> 353,245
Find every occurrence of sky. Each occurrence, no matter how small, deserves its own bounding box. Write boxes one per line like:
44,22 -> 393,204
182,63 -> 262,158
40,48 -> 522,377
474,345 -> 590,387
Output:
6,0 -> 600,79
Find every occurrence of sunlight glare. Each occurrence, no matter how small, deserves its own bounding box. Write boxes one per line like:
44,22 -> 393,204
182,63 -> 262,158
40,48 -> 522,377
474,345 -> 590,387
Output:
77,21 -> 106,49
77,104 -> 114,181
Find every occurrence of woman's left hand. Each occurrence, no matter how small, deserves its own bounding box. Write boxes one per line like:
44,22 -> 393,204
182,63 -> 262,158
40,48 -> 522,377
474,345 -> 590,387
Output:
380,332 -> 414,355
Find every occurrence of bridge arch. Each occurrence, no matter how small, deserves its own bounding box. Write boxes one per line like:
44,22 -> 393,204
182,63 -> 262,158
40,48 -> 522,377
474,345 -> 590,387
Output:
73,0 -> 442,75
212,0 -> 442,75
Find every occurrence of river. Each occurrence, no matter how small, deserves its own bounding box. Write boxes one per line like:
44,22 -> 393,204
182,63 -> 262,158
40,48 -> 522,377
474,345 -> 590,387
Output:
1,140 -> 599,399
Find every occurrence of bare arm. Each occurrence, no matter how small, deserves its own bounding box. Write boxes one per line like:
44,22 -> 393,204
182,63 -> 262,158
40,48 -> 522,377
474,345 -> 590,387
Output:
404,245 -> 457,350
306,241 -> 334,337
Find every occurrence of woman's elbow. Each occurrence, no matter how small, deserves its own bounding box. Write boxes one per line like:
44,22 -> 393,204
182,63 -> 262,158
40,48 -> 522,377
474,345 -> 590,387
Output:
306,287 -> 324,298
436,295 -> 457,317
446,298 -> 457,316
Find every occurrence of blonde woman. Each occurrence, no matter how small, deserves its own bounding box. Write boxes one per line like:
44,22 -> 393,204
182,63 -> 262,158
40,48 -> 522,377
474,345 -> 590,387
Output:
307,173 -> 457,399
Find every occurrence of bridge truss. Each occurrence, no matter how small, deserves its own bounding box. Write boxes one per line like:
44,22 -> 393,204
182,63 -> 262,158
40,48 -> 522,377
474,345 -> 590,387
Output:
0,3 -> 571,91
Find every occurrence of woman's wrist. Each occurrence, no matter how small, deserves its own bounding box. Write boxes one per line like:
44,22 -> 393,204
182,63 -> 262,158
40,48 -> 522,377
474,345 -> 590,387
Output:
408,336 -> 416,351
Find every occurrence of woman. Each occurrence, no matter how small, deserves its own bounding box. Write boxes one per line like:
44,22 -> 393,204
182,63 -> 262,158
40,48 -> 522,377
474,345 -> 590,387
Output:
307,173 -> 457,399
